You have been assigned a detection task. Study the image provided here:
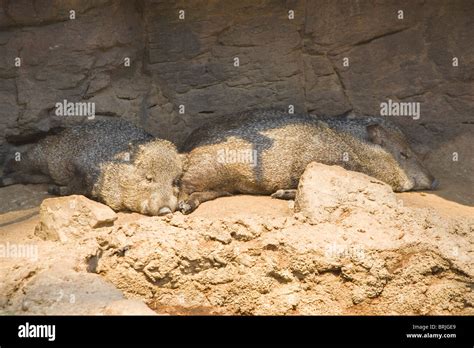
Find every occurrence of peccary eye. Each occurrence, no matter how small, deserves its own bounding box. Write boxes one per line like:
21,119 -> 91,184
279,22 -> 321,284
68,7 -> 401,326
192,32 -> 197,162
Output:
173,177 -> 181,187
400,152 -> 409,159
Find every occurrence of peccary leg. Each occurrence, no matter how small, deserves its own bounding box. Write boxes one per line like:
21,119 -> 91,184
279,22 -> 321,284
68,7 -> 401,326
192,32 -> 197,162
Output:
47,185 -> 73,196
47,171 -> 88,196
178,191 -> 231,214
271,189 -> 297,200
0,173 -> 52,187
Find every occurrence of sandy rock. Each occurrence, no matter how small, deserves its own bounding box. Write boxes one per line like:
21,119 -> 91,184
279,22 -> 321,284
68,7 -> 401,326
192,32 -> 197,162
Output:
81,163 -> 472,315
295,162 -> 399,223
35,195 -> 117,242
103,299 -> 158,315
0,183 -> 472,315
93,204 -> 473,315
4,268 -> 124,315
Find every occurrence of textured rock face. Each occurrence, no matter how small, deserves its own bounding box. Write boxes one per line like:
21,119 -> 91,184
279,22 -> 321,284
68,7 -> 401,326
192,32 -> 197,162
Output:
1,256 -> 156,315
35,195 -> 117,242
1,165 -> 472,315
90,164 -> 473,315
295,162 -> 399,223
1,0 -> 473,164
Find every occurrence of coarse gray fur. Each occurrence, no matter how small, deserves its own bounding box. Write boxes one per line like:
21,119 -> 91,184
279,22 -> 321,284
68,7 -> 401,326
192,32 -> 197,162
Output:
1,119 -> 182,215
178,109 -> 436,214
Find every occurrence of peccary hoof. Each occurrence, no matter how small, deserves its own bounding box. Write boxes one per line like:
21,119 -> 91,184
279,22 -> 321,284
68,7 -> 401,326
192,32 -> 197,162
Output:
178,201 -> 194,215
271,189 -> 297,200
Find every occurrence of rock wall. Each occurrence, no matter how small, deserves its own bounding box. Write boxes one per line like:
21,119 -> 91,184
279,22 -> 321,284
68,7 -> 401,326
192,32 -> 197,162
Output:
1,0 -> 473,161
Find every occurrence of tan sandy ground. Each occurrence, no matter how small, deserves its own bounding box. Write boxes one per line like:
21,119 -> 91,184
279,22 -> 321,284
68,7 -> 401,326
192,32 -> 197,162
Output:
1,180 -> 471,244
0,168 -> 471,315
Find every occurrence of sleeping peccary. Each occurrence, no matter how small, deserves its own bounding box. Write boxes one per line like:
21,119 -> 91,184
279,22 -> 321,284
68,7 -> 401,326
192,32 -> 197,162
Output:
1,120 -> 182,216
178,109 -> 437,214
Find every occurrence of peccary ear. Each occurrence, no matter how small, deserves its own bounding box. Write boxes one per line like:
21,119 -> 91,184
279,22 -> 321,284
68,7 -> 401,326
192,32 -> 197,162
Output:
366,124 -> 385,145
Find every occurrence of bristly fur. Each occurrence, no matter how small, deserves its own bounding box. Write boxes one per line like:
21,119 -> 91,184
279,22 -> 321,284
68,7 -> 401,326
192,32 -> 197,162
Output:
2,119 -> 182,215
178,109 -> 435,213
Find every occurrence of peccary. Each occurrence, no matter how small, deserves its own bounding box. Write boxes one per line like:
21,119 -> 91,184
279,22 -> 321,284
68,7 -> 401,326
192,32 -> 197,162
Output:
1,120 -> 182,215
178,109 -> 437,214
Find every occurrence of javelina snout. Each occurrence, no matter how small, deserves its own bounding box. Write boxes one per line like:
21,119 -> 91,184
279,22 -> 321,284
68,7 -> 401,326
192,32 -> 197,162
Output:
99,140 -> 183,215
364,123 -> 437,192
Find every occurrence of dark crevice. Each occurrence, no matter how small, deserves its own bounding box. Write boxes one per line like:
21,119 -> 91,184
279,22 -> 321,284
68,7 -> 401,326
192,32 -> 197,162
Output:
328,26 -> 413,56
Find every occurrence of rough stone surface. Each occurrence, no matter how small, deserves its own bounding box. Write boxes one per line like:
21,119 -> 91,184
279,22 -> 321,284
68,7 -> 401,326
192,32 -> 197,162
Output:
1,1 -> 473,166
0,0 -> 473,316
295,162 -> 398,223
0,199 -> 159,315
5,268 -> 123,315
35,195 -> 117,242
89,165 -> 473,315
1,163 -> 472,315
0,259 -> 157,315
103,299 -> 158,315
